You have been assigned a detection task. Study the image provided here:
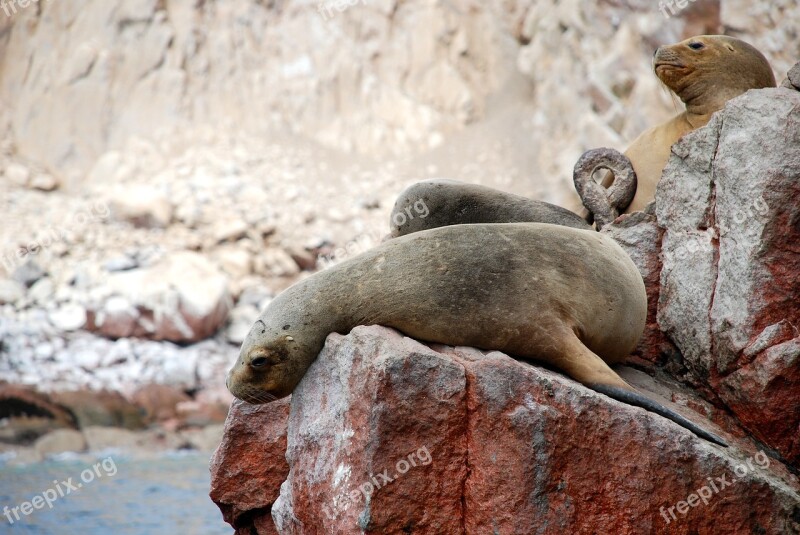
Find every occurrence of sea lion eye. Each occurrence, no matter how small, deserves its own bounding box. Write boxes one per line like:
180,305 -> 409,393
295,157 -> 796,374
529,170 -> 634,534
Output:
250,357 -> 269,368
688,42 -> 704,50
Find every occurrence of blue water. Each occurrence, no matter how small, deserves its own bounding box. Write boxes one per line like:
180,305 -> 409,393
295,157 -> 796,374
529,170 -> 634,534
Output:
0,452 -> 231,535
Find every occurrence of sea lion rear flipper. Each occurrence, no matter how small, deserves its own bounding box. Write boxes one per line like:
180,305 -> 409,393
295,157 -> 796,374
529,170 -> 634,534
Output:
551,334 -> 728,447
588,383 -> 728,447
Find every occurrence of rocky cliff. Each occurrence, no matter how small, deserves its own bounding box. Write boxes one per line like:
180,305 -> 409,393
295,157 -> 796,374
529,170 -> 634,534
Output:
2,0 -> 799,399
210,80 -> 800,533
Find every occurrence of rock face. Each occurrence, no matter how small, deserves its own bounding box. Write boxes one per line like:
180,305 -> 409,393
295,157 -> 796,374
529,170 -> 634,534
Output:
602,210 -> 677,366
657,87 -> 800,465
2,1 -> 797,202
211,326 -> 800,534
209,398 -> 291,535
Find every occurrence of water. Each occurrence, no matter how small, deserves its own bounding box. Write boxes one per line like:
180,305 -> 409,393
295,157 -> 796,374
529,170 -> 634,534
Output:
0,452 -> 231,535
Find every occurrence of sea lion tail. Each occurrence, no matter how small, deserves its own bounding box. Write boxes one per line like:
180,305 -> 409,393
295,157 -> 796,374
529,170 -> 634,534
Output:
589,383 -> 728,447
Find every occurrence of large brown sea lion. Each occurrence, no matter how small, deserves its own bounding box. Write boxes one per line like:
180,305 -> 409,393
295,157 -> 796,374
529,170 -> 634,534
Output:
228,222 -> 726,445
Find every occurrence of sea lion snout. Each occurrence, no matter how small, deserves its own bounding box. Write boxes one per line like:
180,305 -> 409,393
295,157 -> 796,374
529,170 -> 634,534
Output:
653,47 -> 683,67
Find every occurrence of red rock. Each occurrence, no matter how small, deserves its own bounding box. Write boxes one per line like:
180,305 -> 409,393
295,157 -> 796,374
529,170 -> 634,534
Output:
209,397 -> 290,533
602,211 -> 677,367
719,338 -> 800,466
657,88 -> 800,465
213,326 -> 800,534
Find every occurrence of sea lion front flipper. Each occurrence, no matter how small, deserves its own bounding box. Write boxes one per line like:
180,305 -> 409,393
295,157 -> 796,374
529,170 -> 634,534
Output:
551,334 -> 728,447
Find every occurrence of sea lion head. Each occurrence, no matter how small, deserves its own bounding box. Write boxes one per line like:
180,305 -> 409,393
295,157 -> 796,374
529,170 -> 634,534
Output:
653,35 -> 776,115
226,316 -> 315,404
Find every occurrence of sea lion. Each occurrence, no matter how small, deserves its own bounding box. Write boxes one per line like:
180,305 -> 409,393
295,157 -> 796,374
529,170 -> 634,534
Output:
389,179 -> 591,237
589,35 -> 776,216
227,222 -> 726,446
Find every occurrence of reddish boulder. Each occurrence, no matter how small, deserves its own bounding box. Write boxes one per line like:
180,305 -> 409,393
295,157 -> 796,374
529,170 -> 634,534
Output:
214,326 -> 800,534
657,87 -> 800,465
602,210 -> 677,367
210,397 -> 291,534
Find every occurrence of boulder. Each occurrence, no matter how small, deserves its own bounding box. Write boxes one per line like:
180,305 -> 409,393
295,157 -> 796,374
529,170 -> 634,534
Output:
657,87 -> 800,465
50,390 -> 145,429
131,384 -> 192,424
86,251 -> 232,343
34,429 -> 87,456
212,326 -> 800,534
0,385 -> 79,432
209,398 -> 290,534
107,184 -> 173,228
602,210 -> 677,366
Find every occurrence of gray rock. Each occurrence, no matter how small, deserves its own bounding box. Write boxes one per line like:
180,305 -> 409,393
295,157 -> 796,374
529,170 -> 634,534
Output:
0,279 -> 25,305
104,255 -> 139,272
48,304 -> 87,331
12,261 -> 45,288
781,61 -> 800,90
28,277 -> 55,306
656,87 -> 800,464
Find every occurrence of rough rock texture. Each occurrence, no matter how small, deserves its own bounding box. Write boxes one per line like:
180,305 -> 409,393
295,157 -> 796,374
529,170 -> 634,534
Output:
602,210 -> 677,366
657,87 -> 800,465
213,326 -> 800,534
2,1 -> 796,200
782,61 -> 800,90
210,398 -> 291,535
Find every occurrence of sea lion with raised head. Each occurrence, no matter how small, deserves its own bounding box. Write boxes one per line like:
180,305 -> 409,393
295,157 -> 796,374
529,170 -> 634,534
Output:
389,179 -> 591,237
585,35 -> 776,218
227,222 -> 726,446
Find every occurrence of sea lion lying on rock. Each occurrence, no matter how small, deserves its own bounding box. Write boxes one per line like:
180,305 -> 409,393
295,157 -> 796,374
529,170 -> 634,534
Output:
228,222 -> 726,445
388,179 -> 591,237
